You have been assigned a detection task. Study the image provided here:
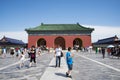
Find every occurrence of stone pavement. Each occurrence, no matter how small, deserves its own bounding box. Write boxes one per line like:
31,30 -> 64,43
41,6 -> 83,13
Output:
72,51 -> 120,80
40,57 -> 72,80
0,52 -> 53,80
0,54 -> 19,68
0,51 -> 120,80
0,51 -> 72,80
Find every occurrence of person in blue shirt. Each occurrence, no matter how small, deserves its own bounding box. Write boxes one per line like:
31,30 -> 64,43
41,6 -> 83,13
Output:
66,47 -> 74,78
2,47 -> 7,58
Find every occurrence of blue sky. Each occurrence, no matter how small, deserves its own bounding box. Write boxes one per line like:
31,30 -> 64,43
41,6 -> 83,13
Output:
0,0 -> 120,42
0,0 -> 120,31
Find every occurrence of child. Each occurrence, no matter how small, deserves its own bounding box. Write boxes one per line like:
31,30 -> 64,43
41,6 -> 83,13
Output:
66,47 -> 74,78
19,52 -> 25,69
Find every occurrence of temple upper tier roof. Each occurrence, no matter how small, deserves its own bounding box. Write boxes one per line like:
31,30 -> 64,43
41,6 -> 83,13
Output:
25,23 -> 94,32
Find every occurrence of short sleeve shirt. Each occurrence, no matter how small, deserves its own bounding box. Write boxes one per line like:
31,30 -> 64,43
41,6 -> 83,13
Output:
66,51 -> 73,64
55,48 -> 62,56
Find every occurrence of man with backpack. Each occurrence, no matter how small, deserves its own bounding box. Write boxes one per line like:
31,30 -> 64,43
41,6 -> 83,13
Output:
54,45 -> 62,68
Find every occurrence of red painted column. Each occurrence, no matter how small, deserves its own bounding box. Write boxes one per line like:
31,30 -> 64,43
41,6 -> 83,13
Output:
64,35 -> 74,49
45,36 -> 55,48
80,35 -> 91,47
28,35 -> 38,48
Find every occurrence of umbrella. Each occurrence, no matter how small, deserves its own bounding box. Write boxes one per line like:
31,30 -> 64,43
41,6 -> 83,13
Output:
89,46 -> 93,48
107,45 -> 114,48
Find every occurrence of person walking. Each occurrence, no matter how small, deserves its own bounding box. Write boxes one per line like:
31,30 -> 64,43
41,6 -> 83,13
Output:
15,47 -> 19,57
10,48 -> 14,57
66,47 -> 74,78
107,48 -> 111,57
2,47 -> 7,58
54,45 -> 62,68
95,47 -> 98,54
19,51 -> 25,69
101,47 -> 105,59
36,47 -> 41,56
29,45 -> 36,67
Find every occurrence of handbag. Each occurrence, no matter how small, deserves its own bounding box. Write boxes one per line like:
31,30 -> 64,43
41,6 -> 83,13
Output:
61,52 -> 63,57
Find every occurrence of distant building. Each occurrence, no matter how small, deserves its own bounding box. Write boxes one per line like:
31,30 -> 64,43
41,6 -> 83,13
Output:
93,35 -> 120,48
25,23 -> 94,49
0,36 -> 26,48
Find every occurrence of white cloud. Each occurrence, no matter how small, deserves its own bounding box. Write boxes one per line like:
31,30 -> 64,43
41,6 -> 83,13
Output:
0,26 -> 120,43
83,25 -> 120,42
0,31 -> 28,43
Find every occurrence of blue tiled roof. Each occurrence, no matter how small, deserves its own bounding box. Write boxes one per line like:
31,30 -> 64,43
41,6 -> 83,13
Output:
97,37 -> 115,44
5,37 -> 25,45
94,36 -> 119,44
0,36 -> 25,45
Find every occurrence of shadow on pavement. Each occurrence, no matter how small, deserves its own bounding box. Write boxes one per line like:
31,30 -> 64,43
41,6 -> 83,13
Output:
55,73 -> 66,78
49,65 -> 55,68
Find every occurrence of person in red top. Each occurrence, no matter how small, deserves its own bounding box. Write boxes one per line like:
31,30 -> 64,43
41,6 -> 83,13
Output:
107,48 -> 111,57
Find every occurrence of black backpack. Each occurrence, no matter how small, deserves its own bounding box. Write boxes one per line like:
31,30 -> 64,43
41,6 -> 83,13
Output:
61,52 -> 63,57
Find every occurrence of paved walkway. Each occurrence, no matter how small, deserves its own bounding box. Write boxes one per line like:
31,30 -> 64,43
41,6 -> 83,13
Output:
72,51 -> 120,80
0,53 -> 53,80
40,57 -> 72,80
